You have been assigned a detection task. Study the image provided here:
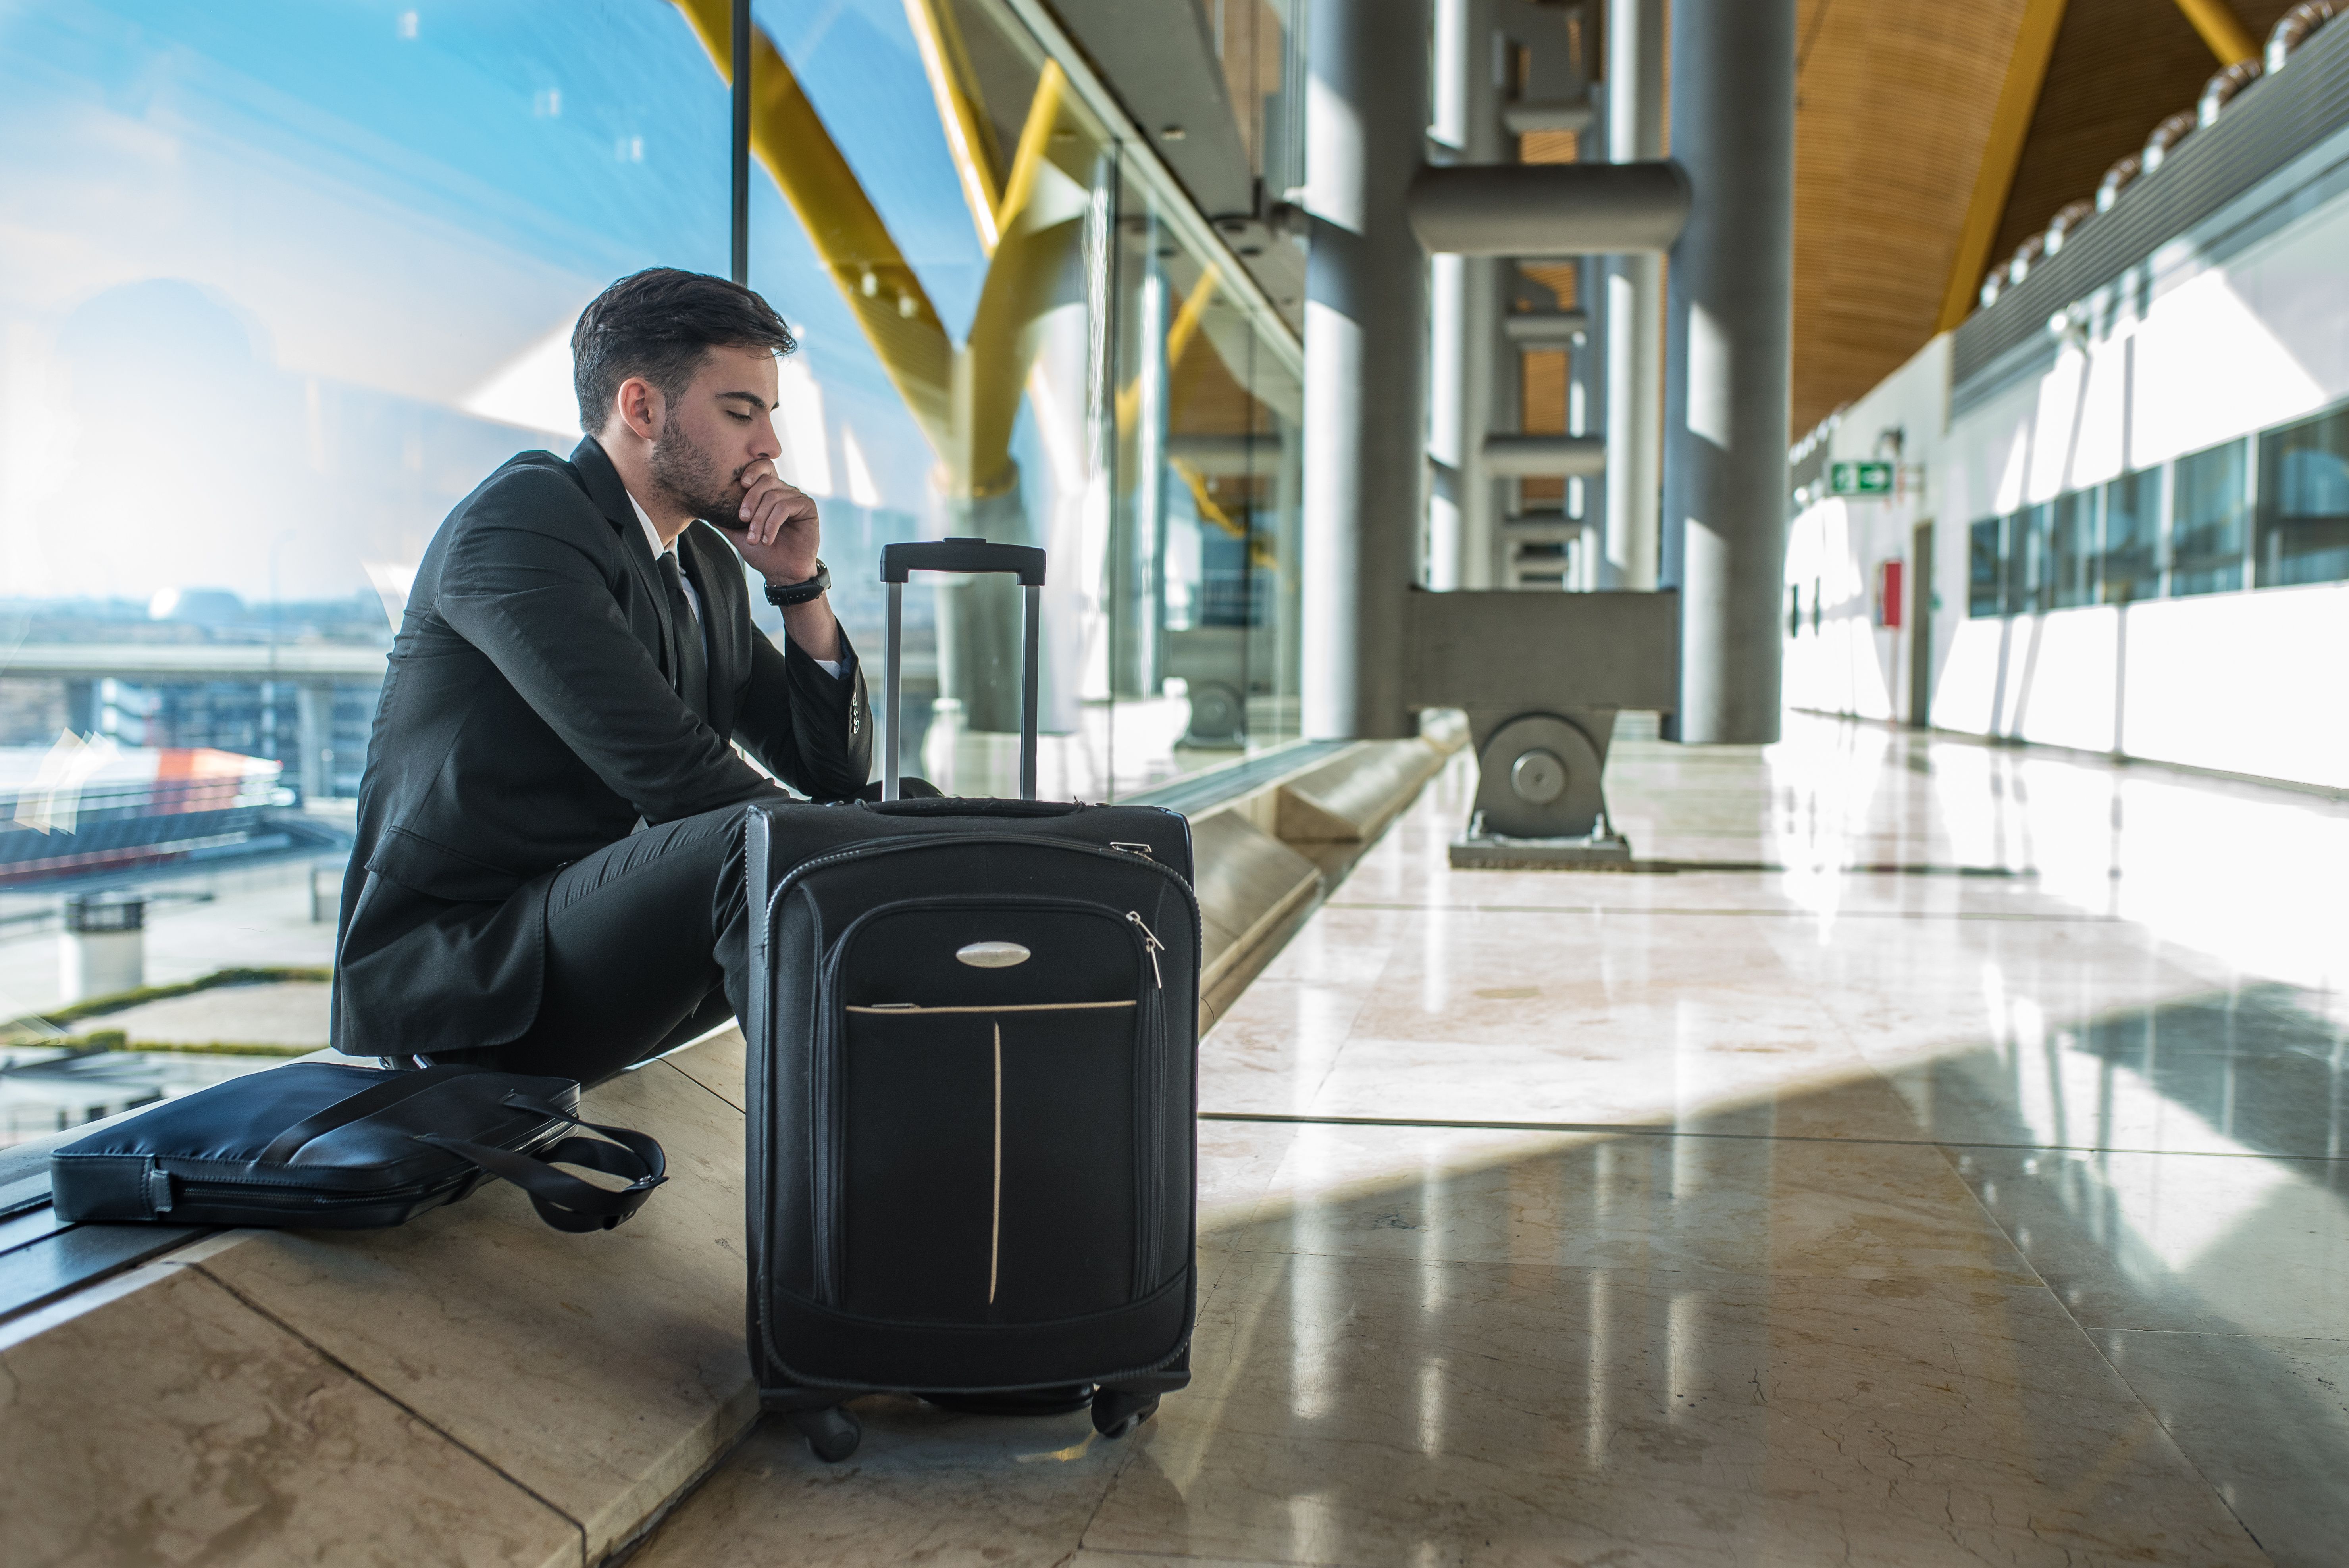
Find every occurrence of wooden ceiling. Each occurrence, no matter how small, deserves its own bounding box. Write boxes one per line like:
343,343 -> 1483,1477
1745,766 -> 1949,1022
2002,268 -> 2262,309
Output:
1988,0 -> 2297,265
1789,0 -> 2288,435
1792,0 -> 2033,435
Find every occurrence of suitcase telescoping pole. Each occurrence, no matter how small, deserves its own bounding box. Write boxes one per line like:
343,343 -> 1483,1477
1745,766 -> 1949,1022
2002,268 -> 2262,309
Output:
879,538 -> 1049,802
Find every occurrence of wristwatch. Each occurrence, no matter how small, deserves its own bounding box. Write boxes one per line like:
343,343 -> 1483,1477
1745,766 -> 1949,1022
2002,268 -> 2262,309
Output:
764,561 -> 830,608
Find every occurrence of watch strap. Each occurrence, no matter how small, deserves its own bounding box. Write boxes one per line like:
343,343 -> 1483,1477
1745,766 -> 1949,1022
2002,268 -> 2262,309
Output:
764,561 -> 830,608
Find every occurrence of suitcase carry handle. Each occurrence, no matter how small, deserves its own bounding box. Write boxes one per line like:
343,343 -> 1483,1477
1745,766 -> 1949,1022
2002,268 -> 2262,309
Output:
864,797 -> 1080,818
882,536 -> 1045,803
881,539 -> 1045,585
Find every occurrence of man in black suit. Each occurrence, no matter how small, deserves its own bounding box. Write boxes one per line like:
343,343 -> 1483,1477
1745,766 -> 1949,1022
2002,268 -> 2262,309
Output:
334,269 -> 894,1081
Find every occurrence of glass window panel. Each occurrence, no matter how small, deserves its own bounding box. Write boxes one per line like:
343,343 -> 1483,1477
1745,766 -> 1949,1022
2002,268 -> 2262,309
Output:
743,0 -> 1120,798
1109,154 -> 1303,791
2100,469 -> 2160,603
1969,518 -> 2004,617
738,0 -> 1300,800
2257,404 -> 2349,588
0,0 -> 730,1112
1211,0 -> 1307,196
2049,489 -> 2100,609
0,0 -> 1309,1143
2170,439 -> 2248,596
1,2 -> 728,780
2003,506 -> 2047,616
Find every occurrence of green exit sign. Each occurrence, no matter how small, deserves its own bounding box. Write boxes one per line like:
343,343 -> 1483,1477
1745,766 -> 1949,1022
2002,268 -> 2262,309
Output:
1830,461 -> 1895,496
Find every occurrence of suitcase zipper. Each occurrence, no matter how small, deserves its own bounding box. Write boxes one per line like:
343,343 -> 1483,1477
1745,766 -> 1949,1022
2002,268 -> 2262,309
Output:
770,831 -> 1201,945
1126,912 -> 1165,988
1135,967 -> 1166,1296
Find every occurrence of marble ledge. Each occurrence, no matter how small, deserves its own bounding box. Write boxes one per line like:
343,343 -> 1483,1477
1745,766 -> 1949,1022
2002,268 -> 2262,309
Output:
0,1259 -> 583,1568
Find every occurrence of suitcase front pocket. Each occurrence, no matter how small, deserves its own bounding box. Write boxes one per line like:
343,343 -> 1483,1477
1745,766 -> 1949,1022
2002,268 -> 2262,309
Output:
839,1001 -> 1141,1324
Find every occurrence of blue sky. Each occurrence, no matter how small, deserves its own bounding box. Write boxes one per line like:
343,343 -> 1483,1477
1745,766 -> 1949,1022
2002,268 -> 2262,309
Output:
0,0 -> 999,599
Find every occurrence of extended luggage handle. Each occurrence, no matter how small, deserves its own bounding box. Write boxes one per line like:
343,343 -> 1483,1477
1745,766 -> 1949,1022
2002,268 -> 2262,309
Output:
416,1094 -> 668,1234
880,537 -> 1044,803
881,539 -> 1045,585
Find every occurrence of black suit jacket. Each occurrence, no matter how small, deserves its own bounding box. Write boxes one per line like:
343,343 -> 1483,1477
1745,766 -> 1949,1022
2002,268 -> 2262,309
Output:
331,436 -> 871,1058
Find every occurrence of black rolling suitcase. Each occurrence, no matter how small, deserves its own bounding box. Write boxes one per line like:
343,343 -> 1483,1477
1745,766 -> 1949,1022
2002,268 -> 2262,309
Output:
742,539 -> 1200,1462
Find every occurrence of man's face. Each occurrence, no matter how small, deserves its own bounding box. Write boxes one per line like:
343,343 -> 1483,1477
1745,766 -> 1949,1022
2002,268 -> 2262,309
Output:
645,344 -> 782,524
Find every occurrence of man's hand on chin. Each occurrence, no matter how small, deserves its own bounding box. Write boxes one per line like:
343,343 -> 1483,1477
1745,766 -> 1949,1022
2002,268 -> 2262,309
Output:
716,460 -> 817,580
712,461 -> 843,664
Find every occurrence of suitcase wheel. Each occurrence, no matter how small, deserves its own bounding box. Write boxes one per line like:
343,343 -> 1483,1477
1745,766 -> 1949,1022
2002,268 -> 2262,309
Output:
1091,1388 -> 1160,1440
788,1404 -> 862,1463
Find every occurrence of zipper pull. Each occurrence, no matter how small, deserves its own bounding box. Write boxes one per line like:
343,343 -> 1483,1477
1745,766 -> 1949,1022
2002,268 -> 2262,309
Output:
1127,911 -> 1165,989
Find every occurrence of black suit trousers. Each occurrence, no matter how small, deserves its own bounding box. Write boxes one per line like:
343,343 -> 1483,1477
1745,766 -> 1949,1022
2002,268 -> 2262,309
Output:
472,781 -> 937,1085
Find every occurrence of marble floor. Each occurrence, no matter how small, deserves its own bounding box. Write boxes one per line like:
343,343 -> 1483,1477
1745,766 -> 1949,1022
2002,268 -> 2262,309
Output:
632,716 -> 2349,1567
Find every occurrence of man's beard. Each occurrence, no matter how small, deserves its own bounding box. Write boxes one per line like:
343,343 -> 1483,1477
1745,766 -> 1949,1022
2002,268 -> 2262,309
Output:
648,421 -> 743,526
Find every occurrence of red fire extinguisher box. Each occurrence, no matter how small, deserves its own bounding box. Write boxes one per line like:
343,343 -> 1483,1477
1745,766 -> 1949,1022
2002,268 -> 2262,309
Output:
1874,560 -> 1904,629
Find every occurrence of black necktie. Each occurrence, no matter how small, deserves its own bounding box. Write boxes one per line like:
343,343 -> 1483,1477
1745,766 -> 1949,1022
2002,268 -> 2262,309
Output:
658,552 -> 709,721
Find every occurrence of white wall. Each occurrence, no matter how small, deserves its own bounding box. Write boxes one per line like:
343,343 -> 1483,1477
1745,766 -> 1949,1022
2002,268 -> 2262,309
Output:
1931,585 -> 2349,784
1786,163 -> 2349,791
1783,336 -> 1948,725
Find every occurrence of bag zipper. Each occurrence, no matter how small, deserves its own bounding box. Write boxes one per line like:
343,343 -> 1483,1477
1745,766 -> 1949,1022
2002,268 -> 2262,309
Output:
166,1175 -> 464,1212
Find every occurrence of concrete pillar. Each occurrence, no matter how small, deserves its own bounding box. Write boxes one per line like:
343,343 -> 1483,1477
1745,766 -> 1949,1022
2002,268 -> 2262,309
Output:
1428,250 -> 1467,590
1603,0 -> 1666,591
296,682 -> 334,801
1658,0 -> 1794,743
1569,256 -> 1604,587
1301,0 -> 1430,740
1428,0 -> 1506,592
64,680 -> 96,737
61,895 -> 144,1003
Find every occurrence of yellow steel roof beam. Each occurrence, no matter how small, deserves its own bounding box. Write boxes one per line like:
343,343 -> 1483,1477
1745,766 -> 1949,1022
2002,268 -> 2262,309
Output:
1115,261 -> 1223,437
1935,0 -> 2068,334
1163,262 -> 1221,379
957,60 -> 1093,497
2171,0 -> 2260,63
672,0 -> 953,451
1172,456 -> 1278,568
903,0 -> 1006,254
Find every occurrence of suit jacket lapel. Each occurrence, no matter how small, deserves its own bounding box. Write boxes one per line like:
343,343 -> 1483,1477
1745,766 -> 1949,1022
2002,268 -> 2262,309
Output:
570,437 -> 678,684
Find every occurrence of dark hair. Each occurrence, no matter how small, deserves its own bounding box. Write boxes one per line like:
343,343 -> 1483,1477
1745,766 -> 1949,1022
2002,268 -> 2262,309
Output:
570,268 -> 797,432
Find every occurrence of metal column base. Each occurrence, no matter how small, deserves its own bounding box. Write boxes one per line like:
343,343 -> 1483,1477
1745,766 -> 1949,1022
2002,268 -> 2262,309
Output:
1449,813 -> 1635,870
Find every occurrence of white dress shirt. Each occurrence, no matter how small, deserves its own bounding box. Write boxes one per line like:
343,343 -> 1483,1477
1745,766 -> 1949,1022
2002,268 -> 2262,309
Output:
627,492 -> 845,680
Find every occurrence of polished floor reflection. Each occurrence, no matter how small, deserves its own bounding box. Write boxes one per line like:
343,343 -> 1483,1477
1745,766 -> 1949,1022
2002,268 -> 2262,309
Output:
636,717 -> 2349,1566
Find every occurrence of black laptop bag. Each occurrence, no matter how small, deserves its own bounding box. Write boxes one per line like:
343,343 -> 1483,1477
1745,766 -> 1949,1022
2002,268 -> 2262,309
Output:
743,539 -> 1201,1462
50,1061 -> 666,1233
